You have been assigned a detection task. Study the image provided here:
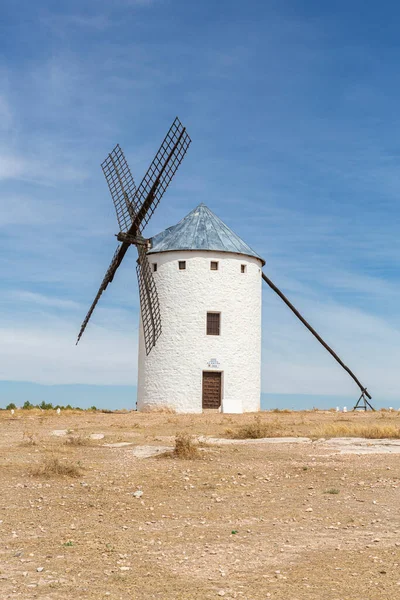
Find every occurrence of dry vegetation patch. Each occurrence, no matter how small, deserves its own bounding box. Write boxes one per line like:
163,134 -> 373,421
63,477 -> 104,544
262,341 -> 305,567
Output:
30,456 -> 82,478
230,415 -> 286,439
20,431 -> 37,446
64,434 -> 91,446
2,410 -> 400,600
169,432 -> 202,459
317,422 -> 400,439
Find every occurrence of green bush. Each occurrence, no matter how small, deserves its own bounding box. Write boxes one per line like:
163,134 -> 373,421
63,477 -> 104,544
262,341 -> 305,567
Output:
23,401 -> 35,410
40,401 -> 54,410
6,403 -> 16,410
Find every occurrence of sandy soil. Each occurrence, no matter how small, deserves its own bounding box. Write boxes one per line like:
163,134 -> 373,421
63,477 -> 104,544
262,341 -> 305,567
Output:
1,409 -> 399,599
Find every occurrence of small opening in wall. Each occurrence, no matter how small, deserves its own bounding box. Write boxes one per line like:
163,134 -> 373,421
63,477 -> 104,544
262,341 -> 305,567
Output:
179,261 -> 186,270
152,263 -> 157,272
241,264 -> 247,273
207,312 -> 221,335
210,261 -> 219,271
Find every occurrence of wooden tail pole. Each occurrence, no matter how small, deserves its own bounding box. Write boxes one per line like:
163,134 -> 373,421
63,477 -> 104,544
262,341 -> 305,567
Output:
261,271 -> 373,406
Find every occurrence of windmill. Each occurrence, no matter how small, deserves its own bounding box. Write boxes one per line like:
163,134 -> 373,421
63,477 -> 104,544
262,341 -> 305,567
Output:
77,118 -> 373,412
76,117 -> 191,356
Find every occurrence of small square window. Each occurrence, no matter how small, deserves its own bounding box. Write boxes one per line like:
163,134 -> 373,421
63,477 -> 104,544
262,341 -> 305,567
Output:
210,261 -> 218,271
179,261 -> 186,270
241,264 -> 247,273
207,312 -> 220,335
152,263 -> 157,272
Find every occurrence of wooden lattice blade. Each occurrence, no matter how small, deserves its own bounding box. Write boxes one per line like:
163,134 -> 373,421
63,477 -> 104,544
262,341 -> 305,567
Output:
101,144 -> 138,233
132,117 -> 191,233
136,246 -> 162,355
76,243 -> 128,344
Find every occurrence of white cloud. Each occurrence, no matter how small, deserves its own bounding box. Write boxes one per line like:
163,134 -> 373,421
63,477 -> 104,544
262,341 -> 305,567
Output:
0,319 -> 138,386
0,151 -> 88,185
43,14 -> 110,32
8,291 -> 81,311
0,94 -> 12,131
261,285 -> 400,401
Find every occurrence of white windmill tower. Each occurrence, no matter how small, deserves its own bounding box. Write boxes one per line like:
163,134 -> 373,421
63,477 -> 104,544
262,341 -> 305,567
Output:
77,117 -> 373,412
137,203 -> 265,413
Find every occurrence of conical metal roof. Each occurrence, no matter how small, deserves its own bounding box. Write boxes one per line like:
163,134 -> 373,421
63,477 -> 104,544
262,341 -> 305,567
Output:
148,203 -> 264,264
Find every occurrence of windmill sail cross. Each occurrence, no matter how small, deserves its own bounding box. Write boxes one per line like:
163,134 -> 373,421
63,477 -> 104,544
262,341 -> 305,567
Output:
76,117 -> 191,352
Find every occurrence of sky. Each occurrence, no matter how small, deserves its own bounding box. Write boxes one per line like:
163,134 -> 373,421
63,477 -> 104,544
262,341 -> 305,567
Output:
1,0 -> 400,410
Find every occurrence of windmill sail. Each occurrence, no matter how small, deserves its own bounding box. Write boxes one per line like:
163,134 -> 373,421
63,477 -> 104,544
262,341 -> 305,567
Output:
101,144 -> 138,233
76,244 -> 127,344
136,245 -> 162,355
76,117 -> 191,350
132,117 -> 191,232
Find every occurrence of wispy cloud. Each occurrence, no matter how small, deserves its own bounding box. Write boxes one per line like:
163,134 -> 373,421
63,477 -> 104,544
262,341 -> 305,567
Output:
261,290 -> 400,400
0,320 -> 138,385
0,152 -> 88,184
7,291 -> 81,311
43,14 -> 111,33
0,94 -> 12,131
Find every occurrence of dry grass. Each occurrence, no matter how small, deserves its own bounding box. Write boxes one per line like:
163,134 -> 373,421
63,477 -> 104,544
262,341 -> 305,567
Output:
143,406 -> 176,414
64,435 -> 91,446
231,416 -> 285,439
20,431 -> 37,446
317,422 -> 400,439
172,432 -> 201,459
30,456 -> 82,478
3,410 -> 400,599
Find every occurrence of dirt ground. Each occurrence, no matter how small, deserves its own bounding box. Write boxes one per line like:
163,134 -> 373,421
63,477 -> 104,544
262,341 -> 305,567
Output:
1,409 -> 399,600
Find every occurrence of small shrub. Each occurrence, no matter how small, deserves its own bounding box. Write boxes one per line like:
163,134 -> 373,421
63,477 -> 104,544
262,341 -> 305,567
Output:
23,401 -> 35,410
231,416 -> 284,439
6,403 -> 16,410
64,435 -> 90,446
172,433 -> 200,459
21,431 -> 37,446
89,406 -> 97,411
40,401 -> 54,410
31,457 -> 82,478
324,488 -> 340,495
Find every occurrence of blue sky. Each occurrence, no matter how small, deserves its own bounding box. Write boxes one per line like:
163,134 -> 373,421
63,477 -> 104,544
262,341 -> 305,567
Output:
1,0 -> 400,409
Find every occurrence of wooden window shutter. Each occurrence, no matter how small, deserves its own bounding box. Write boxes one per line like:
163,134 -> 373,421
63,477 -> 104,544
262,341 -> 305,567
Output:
207,312 -> 220,335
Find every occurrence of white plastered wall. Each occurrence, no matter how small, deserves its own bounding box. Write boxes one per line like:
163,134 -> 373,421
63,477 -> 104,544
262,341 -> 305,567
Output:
137,250 -> 262,413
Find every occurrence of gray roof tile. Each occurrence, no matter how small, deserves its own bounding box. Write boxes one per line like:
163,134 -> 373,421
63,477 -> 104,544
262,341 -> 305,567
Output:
148,204 -> 265,264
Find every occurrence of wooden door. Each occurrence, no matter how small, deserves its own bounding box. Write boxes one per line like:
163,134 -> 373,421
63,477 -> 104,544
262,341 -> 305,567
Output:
202,371 -> 222,409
